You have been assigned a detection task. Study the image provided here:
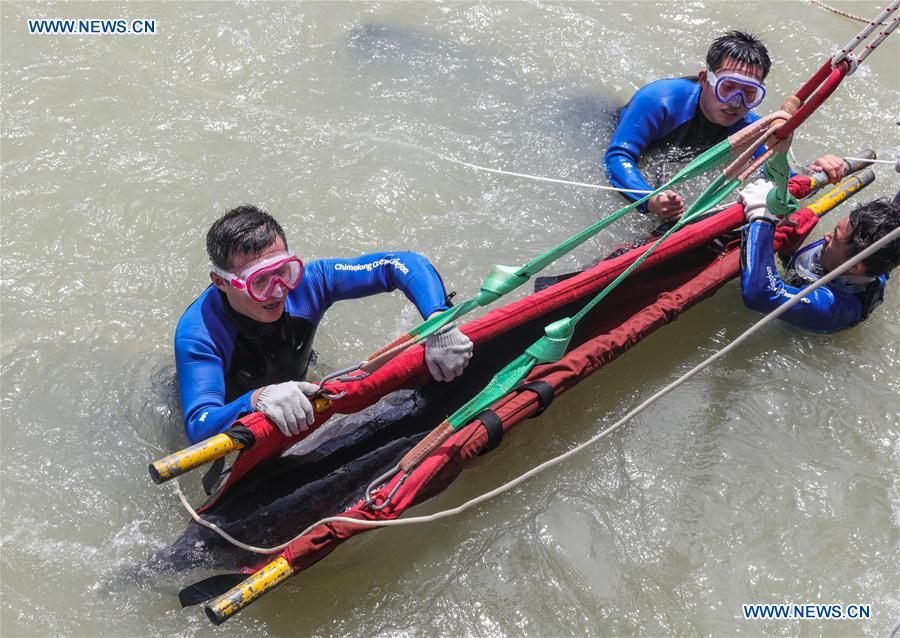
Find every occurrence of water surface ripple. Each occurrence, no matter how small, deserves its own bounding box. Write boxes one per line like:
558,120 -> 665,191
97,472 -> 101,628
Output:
2,2 -> 898,636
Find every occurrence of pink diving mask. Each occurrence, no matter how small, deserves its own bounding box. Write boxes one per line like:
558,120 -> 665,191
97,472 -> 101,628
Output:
212,252 -> 304,302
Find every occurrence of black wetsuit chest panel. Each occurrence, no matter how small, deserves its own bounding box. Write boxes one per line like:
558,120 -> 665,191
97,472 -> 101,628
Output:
655,106 -> 728,152
221,293 -> 317,402
855,281 -> 884,322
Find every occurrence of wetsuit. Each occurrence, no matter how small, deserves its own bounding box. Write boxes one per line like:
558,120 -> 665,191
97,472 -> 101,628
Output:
740,221 -> 887,332
604,77 -> 761,211
175,252 -> 449,443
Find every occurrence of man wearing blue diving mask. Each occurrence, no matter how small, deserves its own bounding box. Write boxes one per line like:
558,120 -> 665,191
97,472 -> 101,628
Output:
604,31 -> 846,221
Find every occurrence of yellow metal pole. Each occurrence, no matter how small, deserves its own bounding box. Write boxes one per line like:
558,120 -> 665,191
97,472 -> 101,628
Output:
149,396 -> 331,484
149,433 -> 243,484
807,168 -> 875,217
204,557 -> 294,625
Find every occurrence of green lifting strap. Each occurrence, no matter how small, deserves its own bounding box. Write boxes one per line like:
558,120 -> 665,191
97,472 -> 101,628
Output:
764,151 -> 799,217
446,319 -> 575,429
516,139 -> 733,278
441,166 -> 744,432
570,175 -> 741,325
407,138 -> 734,343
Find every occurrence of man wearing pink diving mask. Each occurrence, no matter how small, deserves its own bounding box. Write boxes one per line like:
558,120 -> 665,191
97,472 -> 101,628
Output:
175,205 -> 473,444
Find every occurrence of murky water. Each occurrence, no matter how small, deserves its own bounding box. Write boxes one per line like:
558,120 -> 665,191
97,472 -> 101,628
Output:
2,1 -> 898,636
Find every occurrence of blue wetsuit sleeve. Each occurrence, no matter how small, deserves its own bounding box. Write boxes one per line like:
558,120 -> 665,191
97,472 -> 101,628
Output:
604,86 -> 666,208
175,335 -> 254,443
298,252 -> 450,325
740,221 -> 862,332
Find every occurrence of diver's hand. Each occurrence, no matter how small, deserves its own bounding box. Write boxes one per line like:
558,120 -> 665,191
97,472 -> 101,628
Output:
740,178 -> 779,224
254,381 -> 319,436
809,154 -> 847,184
647,190 -> 684,221
425,326 -> 473,382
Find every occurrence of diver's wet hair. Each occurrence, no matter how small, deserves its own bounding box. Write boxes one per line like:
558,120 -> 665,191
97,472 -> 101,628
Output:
848,197 -> 900,276
706,30 -> 771,79
206,205 -> 288,270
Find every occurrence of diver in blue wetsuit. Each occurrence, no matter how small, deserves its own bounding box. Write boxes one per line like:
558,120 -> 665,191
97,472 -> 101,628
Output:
739,180 -> 900,332
604,30 -> 846,221
175,205 -> 473,443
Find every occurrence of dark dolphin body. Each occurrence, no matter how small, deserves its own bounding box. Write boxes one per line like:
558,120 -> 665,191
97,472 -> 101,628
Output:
146,389 -> 435,573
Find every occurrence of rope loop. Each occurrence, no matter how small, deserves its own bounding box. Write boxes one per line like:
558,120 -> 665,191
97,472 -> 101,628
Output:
834,50 -> 861,75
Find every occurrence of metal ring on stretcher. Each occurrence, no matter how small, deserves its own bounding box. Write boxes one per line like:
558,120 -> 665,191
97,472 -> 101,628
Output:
365,468 -> 407,511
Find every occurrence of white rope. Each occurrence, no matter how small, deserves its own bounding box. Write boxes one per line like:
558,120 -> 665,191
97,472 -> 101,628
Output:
855,13 -> 899,64
888,617 -> 900,638
436,156 -> 653,194
806,0 -> 870,24
173,224 -> 900,555
843,157 -> 897,165
832,0 -> 899,63
173,480 -> 292,554
353,134 -> 652,195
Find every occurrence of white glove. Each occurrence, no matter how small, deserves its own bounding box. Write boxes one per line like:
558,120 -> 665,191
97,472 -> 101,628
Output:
739,178 -> 779,224
425,326 -> 473,382
255,381 -> 320,437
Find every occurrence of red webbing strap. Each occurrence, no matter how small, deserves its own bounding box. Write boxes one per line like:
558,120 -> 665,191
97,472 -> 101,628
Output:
774,206 -> 820,256
794,59 -> 834,102
776,60 -> 850,140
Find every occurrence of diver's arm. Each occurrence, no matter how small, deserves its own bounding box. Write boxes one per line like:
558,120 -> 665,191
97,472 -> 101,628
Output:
604,86 -> 668,207
300,252 -> 450,324
175,336 -> 254,443
740,221 -> 862,332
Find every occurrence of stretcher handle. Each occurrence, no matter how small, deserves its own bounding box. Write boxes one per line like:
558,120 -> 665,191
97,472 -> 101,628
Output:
149,396 -> 331,484
806,168 -> 875,217
842,149 -> 876,175
204,557 -> 294,625
805,150 -> 875,194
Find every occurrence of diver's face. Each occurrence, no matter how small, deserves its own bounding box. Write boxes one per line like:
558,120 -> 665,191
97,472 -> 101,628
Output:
211,238 -> 289,323
819,216 -> 863,274
698,59 -> 765,127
